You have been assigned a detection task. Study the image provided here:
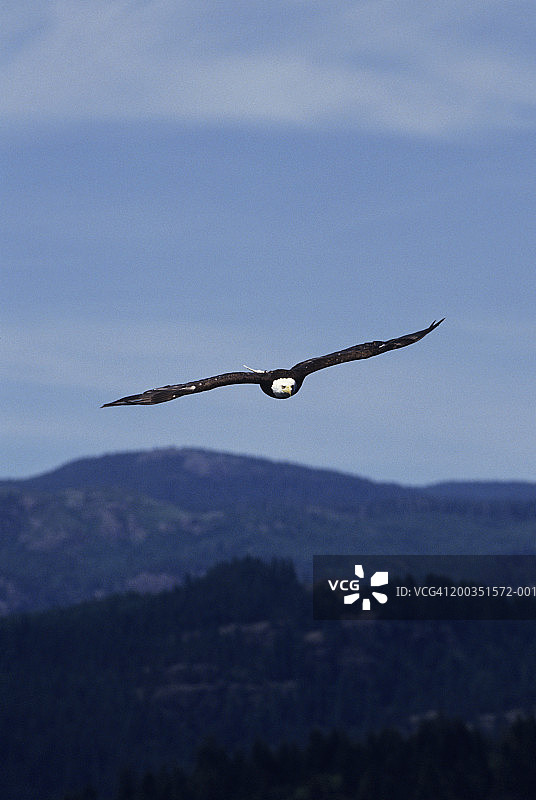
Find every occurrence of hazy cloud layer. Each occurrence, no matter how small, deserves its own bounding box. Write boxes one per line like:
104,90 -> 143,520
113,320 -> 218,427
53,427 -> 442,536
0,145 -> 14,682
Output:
2,0 -> 536,135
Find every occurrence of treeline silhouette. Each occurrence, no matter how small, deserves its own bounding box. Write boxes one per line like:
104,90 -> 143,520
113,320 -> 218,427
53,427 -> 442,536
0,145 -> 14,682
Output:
61,716 -> 536,800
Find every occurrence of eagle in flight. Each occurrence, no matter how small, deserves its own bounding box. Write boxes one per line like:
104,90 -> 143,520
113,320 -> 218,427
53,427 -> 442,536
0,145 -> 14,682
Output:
102,319 -> 444,407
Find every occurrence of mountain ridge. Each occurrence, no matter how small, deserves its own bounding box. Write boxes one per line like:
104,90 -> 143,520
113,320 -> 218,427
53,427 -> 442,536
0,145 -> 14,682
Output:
4,446 -> 535,504
1,447 -> 535,614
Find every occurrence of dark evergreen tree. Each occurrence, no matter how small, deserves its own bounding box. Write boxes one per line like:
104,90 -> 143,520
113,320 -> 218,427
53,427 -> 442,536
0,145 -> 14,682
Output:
495,716 -> 536,799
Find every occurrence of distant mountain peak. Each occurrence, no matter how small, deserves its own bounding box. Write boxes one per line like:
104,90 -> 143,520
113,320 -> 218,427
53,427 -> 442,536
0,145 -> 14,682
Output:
1,447 -> 536,615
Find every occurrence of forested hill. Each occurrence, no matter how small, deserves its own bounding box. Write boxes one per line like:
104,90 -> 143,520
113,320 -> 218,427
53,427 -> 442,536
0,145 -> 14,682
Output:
2,557 -> 536,800
1,448 -> 536,613
1,447 -> 424,511
4,447 -> 536,510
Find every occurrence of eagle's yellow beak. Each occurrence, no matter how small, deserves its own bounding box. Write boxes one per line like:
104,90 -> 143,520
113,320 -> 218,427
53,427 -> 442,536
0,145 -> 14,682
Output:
283,386 -> 293,396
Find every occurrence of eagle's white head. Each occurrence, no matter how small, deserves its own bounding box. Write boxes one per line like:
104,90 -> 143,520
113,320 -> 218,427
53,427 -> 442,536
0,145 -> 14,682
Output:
271,377 -> 296,398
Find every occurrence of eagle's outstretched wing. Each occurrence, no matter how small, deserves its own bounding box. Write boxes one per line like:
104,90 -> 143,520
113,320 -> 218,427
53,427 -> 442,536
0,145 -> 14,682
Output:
102,371 -> 262,406
291,319 -> 444,377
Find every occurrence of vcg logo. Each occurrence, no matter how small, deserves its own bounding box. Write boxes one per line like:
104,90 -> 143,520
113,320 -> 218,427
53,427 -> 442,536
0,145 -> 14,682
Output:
328,564 -> 389,611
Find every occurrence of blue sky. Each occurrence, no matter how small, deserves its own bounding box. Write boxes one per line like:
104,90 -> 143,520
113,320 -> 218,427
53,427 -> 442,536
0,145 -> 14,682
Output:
2,0 -> 535,483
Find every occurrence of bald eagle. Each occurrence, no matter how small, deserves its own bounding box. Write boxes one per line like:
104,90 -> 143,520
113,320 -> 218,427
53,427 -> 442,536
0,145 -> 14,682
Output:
102,319 -> 443,407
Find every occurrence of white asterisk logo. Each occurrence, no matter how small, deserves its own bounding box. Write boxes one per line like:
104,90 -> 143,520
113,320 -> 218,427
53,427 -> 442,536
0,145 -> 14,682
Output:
343,564 -> 389,610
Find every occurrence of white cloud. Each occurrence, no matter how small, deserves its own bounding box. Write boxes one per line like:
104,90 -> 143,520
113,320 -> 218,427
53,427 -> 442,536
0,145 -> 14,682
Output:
1,0 -> 535,135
